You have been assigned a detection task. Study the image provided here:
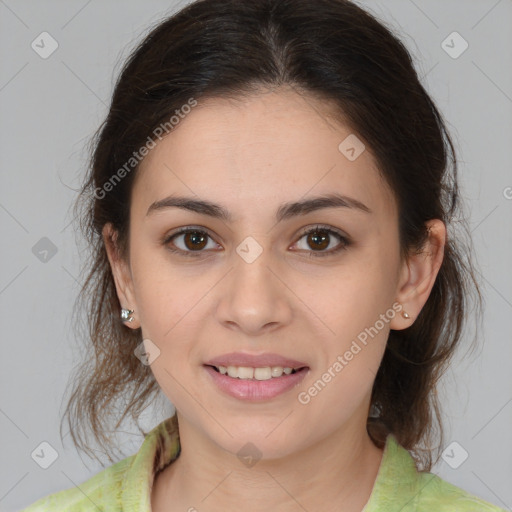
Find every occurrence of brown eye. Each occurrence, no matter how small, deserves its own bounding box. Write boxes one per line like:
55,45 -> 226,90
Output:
164,225 -> 350,259
293,225 -> 350,257
306,230 -> 330,251
182,231 -> 208,251
164,228 -> 218,257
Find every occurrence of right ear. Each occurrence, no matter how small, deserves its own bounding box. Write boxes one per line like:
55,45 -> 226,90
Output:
102,222 -> 140,329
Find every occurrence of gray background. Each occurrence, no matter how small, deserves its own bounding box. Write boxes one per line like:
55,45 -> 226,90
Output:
0,0 -> 511,510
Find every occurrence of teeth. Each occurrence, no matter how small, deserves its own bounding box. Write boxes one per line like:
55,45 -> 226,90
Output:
215,365 -> 298,380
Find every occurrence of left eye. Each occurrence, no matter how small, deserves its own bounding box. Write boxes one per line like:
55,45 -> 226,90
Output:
292,226 -> 350,256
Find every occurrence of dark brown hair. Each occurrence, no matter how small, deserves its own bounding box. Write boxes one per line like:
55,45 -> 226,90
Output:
63,0 -> 482,471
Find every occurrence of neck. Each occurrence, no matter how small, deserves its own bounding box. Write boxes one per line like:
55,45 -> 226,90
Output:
151,414 -> 385,512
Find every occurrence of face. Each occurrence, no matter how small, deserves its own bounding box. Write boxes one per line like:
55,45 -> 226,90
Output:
106,87 -> 419,459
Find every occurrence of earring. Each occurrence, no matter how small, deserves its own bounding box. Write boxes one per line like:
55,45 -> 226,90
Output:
401,310 -> 410,319
369,402 -> 382,418
121,308 -> 135,323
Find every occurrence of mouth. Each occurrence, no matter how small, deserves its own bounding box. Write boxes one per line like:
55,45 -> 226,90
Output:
203,363 -> 310,401
206,364 -> 306,380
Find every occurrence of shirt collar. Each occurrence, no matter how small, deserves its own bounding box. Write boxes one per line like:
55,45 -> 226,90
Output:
121,415 -> 181,509
363,432 -> 422,512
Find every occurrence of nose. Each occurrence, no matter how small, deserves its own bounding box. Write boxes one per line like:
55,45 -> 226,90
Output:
215,245 -> 293,336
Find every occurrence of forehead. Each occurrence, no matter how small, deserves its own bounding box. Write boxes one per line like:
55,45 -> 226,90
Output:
133,88 -> 397,222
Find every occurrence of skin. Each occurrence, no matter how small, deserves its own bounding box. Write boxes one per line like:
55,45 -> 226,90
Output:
103,86 -> 445,512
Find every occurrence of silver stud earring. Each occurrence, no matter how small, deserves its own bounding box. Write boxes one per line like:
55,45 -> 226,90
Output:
121,308 -> 135,323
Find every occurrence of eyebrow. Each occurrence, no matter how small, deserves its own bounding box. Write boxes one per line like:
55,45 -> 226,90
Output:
146,193 -> 372,222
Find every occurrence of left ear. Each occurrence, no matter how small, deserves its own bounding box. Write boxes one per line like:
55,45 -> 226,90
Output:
390,219 -> 446,330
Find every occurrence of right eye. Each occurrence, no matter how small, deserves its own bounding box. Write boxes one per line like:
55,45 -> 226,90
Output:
163,227 -> 221,257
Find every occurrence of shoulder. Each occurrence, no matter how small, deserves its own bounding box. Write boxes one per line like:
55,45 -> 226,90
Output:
414,470 -> 507,512
370,434 -> 507,512
20,416 -> 180,511
20,454 -> 136,511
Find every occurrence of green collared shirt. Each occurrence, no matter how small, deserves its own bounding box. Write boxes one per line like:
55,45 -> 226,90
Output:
22,417 -> 506,511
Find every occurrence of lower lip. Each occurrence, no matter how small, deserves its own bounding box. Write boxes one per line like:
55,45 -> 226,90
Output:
204,365 -> 309,402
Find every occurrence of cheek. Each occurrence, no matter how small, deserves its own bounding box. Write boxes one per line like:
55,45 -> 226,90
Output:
129,244 -> 221,349
310,248 -> 399,340
129,243 -> 200,338
298,238 -> 398,392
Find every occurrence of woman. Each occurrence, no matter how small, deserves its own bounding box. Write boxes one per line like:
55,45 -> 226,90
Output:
22,0 -> 506,510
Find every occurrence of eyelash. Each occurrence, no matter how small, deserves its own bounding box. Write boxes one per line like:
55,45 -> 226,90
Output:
162,224 -> 351,259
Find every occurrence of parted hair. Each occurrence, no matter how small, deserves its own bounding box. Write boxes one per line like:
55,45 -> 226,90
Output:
63,0 -> 482,471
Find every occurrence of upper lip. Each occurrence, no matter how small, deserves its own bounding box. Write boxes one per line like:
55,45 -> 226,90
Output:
204,352 -> 308,369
